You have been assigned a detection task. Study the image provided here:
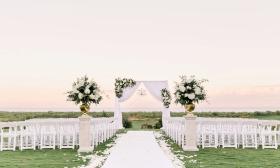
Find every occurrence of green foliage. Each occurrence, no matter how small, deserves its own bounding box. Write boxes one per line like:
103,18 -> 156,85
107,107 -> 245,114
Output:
154,118 -> 163,129
0,112 -> 114,122
115,78 -> 136,98
122,117 -> 132,128
161,88 -> 172,108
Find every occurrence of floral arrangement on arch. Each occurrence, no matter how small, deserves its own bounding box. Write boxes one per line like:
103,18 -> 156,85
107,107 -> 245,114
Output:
67,76 -> 102,105
161,88 -> 172,108
115,78 -> 136,98
174,75 -> 207,105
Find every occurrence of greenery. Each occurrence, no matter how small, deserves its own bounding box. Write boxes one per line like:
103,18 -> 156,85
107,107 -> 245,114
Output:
114,78 -> 136,98
160,132 -> 280,168
0,111 -> 114,122
161,88 -> 172,108
0,149 -> 89,168
122,117 -> 132,128
154,118 -> 163,129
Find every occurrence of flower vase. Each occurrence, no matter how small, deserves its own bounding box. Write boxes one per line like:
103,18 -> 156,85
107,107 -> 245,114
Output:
185,103 -> 195,116
80,103 -> 90,115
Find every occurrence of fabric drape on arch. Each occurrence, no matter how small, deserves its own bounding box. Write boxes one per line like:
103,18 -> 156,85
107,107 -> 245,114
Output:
114,81 -> 171,128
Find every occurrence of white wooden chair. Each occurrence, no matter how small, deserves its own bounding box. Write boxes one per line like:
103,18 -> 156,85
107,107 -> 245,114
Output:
20,123 -> 36,150
0,123 -> 17,151
59,124 -> 76,149
242,124 -> 258,149
261,125 -> 277,149
40,124 -> 56,149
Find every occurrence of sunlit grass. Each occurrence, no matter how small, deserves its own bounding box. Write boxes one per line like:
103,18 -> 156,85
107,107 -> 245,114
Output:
0,149 -> 87,168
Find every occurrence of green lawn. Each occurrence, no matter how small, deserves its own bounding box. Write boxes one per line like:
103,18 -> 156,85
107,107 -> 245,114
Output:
0,149 -> 87,168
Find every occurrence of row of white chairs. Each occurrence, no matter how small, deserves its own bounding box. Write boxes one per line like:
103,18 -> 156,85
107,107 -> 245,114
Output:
163,117 -> 280,149
0,117 -> 118,151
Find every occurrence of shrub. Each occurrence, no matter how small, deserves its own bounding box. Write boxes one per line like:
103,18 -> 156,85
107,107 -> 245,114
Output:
122,117 -> 132,128
141,123 -> 153,129
154,118 -> 162,129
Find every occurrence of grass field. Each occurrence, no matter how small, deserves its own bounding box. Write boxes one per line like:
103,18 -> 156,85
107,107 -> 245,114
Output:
0,149 -> 87,168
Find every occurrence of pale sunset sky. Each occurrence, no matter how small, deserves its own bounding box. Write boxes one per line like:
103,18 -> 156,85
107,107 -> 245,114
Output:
0,0 -> 280,111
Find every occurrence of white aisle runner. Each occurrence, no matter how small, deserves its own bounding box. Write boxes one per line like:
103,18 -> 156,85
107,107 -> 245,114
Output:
101,131 -> 174,168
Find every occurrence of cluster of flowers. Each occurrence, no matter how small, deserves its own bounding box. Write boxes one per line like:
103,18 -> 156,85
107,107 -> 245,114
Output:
67,76 -> 102,105
161,88 -> 172,108
174,75 -> 207,105
115,78 -> 136,98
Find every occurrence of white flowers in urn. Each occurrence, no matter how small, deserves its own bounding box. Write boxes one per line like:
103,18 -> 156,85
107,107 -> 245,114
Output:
174,75 -> 207,115
161,88 -> 172,108
67,76 -> 102,114
115,78 -> 136,98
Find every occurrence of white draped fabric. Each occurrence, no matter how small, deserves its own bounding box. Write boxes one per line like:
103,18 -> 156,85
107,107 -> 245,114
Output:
142,81 -> 167,101
119,82 -> 141,102
115,81 -> 170,128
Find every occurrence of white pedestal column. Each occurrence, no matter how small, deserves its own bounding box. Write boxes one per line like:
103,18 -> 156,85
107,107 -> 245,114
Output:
78,114 -> 93,153
183,114 -> 199,151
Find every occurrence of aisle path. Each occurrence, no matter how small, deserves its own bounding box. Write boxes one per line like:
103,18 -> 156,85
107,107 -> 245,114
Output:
101,131 -> 174,168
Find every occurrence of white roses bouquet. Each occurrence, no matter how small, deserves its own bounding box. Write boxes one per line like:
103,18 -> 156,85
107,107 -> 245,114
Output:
115,78 -> 136,98
67,76 -> 102,105
174,75 -> 207,105
161,88 -> 172,108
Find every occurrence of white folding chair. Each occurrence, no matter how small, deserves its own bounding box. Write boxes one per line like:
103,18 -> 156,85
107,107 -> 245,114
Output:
20,123 -> 36,150
0,124 -> 17,151
40,124 -> 56,149
59,124 -> 76,149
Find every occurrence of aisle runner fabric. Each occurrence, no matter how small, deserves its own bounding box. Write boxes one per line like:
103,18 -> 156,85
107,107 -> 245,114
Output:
101,131 -> 174,168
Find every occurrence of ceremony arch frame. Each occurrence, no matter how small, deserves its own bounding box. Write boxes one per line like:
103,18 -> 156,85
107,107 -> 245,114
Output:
114,81 -> 171,128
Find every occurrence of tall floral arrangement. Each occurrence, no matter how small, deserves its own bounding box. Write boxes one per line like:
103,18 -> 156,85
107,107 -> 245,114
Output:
174,75 -> 207,106
67,76 -> 102,113
115,78 -> 136,98
161,88 -> 172,108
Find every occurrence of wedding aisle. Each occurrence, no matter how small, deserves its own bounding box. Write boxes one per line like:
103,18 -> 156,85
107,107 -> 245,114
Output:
101,131 -> 175,168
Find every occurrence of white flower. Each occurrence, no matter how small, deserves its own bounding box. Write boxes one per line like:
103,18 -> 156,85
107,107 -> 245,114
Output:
176,93 -> 181,99
78,93 -> 83,99
179,85 -> 186,92
85,88 -> 90,94
89,94 -> 94,100
194,87 -> 201,95
187,93 -> 195,100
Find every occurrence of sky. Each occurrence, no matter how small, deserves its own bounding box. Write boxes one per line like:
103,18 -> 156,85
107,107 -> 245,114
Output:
0,0 -> 280,111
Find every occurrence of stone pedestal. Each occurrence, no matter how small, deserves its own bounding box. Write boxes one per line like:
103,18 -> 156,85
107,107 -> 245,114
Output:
78,114 -> 93,153
183,114 -> 199,151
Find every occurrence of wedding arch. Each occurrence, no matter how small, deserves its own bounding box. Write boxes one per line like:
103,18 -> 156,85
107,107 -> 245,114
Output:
114,80 -> 171,128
